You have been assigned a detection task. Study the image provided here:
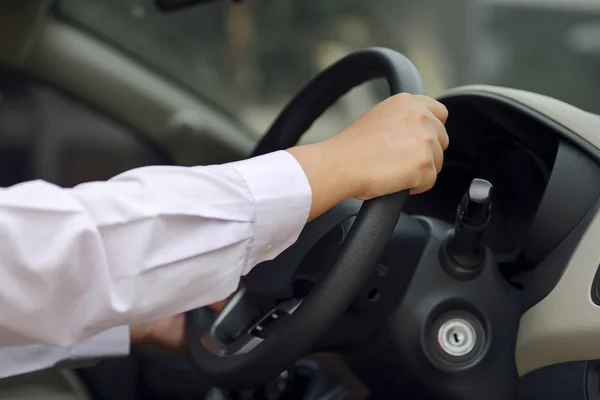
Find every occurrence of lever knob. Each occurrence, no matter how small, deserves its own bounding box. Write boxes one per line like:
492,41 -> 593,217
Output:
460,179 -> 493,226
443,179 -> 493,278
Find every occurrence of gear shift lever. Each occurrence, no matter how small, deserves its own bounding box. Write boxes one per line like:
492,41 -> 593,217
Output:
442,178 -> 493,279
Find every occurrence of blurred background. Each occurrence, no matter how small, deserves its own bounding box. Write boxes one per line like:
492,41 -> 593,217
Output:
55,0 -> 600,142
1,0 -> 599,189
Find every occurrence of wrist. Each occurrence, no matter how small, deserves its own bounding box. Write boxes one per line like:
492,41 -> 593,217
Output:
286,138 -> 357,221
312,136 -> 363,200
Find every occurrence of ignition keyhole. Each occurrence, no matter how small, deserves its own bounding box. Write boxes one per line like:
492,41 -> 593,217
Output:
438,318 -> 476,357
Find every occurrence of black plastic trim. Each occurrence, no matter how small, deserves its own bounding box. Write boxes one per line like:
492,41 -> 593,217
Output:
586,361 -> 600,400
517,361 -> 588,400
155,0 -> 218,12
591,262 -> 600,306
521,198 -> 600,310
522,140 -> 600,264
438,92 -> 600,164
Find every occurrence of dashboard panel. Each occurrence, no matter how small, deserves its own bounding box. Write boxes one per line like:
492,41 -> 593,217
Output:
402,92 -> 600,311
404,96 -> 558,259
352,91 -> 600,400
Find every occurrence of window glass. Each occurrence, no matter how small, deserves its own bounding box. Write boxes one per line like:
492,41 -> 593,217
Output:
56,0 -> 600,142
0,68 -> 166,187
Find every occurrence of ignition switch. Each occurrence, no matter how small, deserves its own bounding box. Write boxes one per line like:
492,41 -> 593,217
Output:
427,311 -> 486,370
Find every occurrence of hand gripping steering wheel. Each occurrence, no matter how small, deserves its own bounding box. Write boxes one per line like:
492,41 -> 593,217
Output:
186,47 -> 425,389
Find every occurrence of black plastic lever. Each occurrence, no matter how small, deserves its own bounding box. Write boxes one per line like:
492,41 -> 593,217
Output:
442,178 -> 493,279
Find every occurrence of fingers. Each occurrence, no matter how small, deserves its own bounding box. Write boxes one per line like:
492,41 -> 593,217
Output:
410,164 -> 438,195
432,116 -> 450,151
415,95 -> 450,151
410,95 -> 448,190
335,92 -> 452,200
416,109 -> 445,173
431,128 -> 444,173
415,95 -> 449,124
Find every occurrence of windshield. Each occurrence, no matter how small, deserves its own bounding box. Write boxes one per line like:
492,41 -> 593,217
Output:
56,0 -> 600,139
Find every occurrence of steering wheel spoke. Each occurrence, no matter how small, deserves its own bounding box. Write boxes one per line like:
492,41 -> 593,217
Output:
197,290 -> 304,357
243,198 -> 362,296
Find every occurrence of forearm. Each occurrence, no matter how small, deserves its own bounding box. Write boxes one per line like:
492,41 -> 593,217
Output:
0,151 -> 311,348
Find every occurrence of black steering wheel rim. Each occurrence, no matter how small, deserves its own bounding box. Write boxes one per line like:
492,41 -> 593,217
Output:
186,47 -> 425,389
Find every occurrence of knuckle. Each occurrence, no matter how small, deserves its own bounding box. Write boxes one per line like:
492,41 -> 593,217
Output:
412,128 -> 435,148
423,168 -> 438,189
413,111 -> 430,125
418,156 -> 433,171
421,130 -> 435,145
395,92 -> 415,104
405,173 -> 420,190
416,147 -> 434,170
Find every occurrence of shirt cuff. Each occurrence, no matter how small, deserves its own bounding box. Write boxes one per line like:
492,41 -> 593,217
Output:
231,150 -> 312,274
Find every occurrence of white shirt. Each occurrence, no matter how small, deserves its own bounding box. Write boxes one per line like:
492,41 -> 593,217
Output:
0,150 -> 312,379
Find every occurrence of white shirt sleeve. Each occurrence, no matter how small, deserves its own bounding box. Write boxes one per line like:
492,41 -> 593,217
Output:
0,150 -> 311,361
0,326 -> 128,379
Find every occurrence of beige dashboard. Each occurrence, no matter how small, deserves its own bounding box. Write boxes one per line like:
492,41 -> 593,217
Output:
444,85 -> 600,376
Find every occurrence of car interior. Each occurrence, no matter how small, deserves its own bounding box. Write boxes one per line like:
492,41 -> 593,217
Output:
2,1 -> 600,400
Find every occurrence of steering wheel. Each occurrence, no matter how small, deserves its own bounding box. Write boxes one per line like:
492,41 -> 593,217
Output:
185,47 -> 425,389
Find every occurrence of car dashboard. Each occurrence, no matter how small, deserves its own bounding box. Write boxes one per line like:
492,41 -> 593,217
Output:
391,92 -> 600,400
405,91 -> 600,275
404,95 -> 558,261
